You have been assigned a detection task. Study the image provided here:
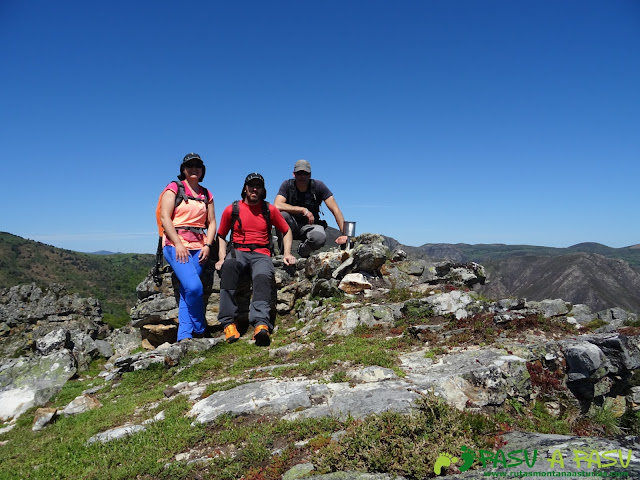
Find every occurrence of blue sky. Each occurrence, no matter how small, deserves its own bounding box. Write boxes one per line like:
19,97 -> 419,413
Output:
1,1 -> 638,253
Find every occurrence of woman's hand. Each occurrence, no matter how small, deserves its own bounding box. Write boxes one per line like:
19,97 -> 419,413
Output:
198,244 -> 210,264
174,243 -> 189,263
215,258 -> 224,270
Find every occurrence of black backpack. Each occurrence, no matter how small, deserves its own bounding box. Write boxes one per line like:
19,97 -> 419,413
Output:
286,178 -> 327,228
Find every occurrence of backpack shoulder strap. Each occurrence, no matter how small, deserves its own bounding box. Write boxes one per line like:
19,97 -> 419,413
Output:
230,200 -> 242,241
263,201 -> 273,253
286,178 -> 296,204
308,179 -> 316,201
173,180 -> 187,208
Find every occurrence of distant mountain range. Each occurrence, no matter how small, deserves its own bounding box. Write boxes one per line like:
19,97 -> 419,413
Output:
2,230 -> 638,318
394,240 -> 640,313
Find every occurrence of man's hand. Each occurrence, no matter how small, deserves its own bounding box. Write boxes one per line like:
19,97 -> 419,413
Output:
335,235 -> 348,245
215,259 -> 224,270
283,253 -> 296,266
303,209 -> 315,224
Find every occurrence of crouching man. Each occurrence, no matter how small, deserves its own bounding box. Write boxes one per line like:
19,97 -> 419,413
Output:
274,159 -> 348,258
215,173 -> 296,346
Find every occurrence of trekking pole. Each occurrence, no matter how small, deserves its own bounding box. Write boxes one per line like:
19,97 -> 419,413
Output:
153,237 -> 164,286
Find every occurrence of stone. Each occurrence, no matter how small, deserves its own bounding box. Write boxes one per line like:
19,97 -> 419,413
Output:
338,273 -> 372,294
87,425 -> 147,445
347,366 -> 397,383
282,463 -> 315,480
32,407 -> 57,431
0,350 -> 77,422
563,341 -> 611,382
424,290 -> 474,320
62,394 -> 102,416
35,329 -> 70,355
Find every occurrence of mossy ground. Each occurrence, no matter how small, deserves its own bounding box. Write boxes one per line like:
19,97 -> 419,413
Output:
1,288 -> 636,479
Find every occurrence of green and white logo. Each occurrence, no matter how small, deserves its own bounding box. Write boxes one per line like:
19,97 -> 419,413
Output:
434,446 -> 632,476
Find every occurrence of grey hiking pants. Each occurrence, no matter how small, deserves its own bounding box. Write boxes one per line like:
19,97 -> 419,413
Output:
280,211 -> 326,257
217,250 -> 274,330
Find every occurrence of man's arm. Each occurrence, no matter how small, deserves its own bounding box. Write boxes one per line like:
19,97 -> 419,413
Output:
274,194 -> 315,224
215,237 -> 227,270
281,228 -> 296,266
324,196 -> 348,244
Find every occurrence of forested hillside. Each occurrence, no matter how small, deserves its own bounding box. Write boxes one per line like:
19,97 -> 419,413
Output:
0,232 -> 153,326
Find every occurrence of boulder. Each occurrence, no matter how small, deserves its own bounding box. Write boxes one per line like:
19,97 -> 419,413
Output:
0,350 -> 77,422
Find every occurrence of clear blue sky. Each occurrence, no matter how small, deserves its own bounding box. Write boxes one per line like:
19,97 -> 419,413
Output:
2,1 -> 638,253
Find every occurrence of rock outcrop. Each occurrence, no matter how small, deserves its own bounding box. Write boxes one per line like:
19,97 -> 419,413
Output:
2,233 -> 640,478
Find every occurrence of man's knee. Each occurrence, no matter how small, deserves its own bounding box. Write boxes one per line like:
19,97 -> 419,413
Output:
306,227 -> 326,249
220,258 -> 240,290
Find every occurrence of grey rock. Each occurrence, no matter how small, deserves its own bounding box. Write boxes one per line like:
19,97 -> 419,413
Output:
35,329 -> 71,355
86,424 -> 147,445
597,307 -> 637,332
32,407 -> 57,432
390,249 -> 407,262
496,298 -> 526,311
353,235 -> 389,274
105,325 -> 142,359
424,291 -> 475,320
62,394 -> 102,416
322,304 -> 402,336
94,339 -> 114,358
70,331 -> 100,371
563,341 -> 611,382
347,366 -> 397,383
282,462 -> 315,480
190,379 -> 313,424
0,350 -> 77,422
528,299 -> 571,317
305,251 -> 351,280
400,348 -> 531,410
568,304 -> 594,325
311,278 -> 341,298
284,380 -> 420,421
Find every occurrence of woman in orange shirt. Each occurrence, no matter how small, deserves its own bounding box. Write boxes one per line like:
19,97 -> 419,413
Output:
160,153 -> 216,341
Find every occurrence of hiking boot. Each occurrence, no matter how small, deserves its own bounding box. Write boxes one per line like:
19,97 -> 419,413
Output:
224,323 -> 240,343
297,242 -> 311,258
253,325 -> 271,347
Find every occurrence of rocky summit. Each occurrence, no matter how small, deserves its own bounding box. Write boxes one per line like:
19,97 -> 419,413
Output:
2,233 -> 640,478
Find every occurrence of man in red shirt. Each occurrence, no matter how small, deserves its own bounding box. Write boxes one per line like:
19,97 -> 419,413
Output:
216,173 -> 296,346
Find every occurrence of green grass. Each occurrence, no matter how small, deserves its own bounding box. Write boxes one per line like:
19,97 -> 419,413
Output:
313,394 -> 499,478
1,269 -> 636,479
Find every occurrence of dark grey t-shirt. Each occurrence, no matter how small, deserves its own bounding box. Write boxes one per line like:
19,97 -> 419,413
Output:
277,179 -> 333,222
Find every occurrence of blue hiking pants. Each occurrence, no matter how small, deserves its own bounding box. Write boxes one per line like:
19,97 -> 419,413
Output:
163,245 -> 206,341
